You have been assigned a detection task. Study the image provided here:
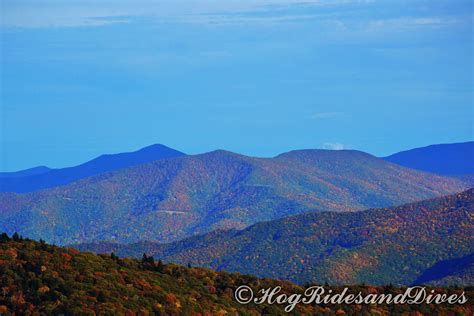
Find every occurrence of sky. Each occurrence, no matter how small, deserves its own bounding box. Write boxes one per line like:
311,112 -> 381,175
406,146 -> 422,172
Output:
0,0 -> 473,171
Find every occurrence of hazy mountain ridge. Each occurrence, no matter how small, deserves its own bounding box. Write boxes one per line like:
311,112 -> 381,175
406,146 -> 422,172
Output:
0,149 -> 468,246
75,189 -> 474,286
383,141 -> 474,176
0,144 -> 185,193
0,166 -> 51,179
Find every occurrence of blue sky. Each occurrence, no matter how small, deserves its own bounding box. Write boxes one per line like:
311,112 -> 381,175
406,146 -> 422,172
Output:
1,0 -> 473,171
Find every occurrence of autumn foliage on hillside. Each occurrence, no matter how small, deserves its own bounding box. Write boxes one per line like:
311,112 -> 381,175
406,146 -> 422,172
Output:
0,149 -> 467,246
76,189 -> 474,286
0,235 -> 473,315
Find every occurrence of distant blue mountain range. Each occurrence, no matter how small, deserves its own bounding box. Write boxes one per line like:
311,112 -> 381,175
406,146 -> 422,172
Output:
383,141 -> 473,176
1,141 -> 471,193
0,144 -> 185,193
0,166 -> 51,178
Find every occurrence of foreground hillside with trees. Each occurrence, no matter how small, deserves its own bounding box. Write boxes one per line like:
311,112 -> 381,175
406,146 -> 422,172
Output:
0,235 -> 472,315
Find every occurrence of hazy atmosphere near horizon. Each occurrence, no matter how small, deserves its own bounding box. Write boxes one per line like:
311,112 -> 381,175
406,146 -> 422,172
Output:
1,0 -> 473,171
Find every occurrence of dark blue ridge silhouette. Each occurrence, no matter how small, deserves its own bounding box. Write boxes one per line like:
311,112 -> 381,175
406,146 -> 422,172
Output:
412,253 -> 474,285
0,144 -> 185,193
0,166 -> 51,178
383,141 -> 474,176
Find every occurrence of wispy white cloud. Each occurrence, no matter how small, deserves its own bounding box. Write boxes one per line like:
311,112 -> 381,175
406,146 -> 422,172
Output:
0,0 -> 338,28
1,4 -> 133,28
310,112 -> 340,119
322,142 -> 348,150
2,0 -> 469,30
363,16 -> 465,32
174,13 -> 322,26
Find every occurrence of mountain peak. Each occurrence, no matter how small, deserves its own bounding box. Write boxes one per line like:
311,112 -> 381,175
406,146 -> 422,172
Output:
197,149 -> 250,160
138,143 -> 180,152
0,144 -> 186,193
0,166 -> 51,179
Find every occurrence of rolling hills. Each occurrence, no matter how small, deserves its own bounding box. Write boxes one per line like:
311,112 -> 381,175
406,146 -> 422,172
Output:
383,141 -> 474,176
75,189 -> 474,286
0,144 -> 185,193
0,149 -> 468,246
2,236 -> 471,315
